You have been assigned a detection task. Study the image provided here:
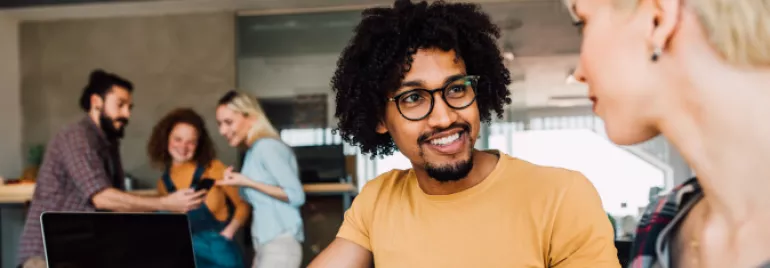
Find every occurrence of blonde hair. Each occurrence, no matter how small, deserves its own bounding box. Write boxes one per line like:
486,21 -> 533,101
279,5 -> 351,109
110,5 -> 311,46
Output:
689,0 -> 770,66
564,0 -> 770,66
218,90 -> 280,142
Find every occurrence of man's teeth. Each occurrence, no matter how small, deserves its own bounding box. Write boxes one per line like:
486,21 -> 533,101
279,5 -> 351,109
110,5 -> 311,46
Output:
430,133 -> 461,146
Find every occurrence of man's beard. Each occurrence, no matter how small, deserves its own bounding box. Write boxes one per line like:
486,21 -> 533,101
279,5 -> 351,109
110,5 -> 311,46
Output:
99,109 -> 128,140
425,154 -> 474,183
419,123 -> 474,183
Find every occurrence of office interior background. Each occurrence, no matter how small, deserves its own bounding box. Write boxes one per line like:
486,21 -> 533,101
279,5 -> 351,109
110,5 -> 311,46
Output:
0,0 -> 693,267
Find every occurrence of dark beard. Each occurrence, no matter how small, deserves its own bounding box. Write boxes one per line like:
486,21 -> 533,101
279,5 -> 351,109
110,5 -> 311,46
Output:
425,155 -> 474,183
417,123 -> 473,182
99,109 -> 128,140
418,122 -> 474,183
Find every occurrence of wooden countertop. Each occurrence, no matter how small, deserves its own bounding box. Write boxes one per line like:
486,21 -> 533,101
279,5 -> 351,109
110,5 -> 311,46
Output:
303,183 -> 358,194
0,182 -> 357,204
0,183 -> 34,204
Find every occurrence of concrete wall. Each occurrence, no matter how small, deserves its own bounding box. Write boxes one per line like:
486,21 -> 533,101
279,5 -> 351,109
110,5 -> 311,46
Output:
0,14 -> 26,268
0,15 -> 22,179
20,12 -> 238,187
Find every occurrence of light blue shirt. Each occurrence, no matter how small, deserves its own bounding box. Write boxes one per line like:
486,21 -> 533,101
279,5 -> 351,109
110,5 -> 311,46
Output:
240,138 -> 305,245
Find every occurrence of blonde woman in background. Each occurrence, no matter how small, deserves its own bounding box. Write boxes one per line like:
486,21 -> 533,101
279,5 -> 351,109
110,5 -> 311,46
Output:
562,0 -> 770,267
215,90 -> 306,268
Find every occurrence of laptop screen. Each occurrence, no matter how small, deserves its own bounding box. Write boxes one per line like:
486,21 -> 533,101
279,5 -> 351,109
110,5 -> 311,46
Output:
41,212 -> 196,268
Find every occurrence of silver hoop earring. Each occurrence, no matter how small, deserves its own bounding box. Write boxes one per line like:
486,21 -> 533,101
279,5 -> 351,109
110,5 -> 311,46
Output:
651,46 -> 662,62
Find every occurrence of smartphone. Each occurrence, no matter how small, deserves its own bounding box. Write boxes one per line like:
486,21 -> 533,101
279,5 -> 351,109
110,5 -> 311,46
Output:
195,178 -> 215,192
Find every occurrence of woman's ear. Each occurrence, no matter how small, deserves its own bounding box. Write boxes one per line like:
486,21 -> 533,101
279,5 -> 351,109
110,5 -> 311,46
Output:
647,0 -> 682,56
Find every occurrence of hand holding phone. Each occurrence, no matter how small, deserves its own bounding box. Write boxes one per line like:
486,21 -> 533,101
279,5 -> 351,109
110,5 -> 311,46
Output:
195,178 -> 216,192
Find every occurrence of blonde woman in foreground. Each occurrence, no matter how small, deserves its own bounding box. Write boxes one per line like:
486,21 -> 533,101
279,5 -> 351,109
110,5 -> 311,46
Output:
215,90 -> 306,268
562,0 -> 770,267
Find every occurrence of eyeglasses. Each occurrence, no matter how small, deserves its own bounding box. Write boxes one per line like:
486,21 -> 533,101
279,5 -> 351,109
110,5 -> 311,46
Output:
387,75 -> 479,121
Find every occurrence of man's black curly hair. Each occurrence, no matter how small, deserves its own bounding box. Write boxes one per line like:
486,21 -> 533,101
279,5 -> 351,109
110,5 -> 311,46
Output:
332,0 -> 512,157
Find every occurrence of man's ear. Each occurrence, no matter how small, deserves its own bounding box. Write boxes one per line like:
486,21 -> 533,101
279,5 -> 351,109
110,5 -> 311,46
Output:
376,120 -> 388,134
90,94 -> 104,111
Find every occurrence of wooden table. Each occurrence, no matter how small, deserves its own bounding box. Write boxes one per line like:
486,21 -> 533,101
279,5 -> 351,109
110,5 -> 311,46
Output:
0,184 -> 34,204
302,183 -> 357,211
0,182 -> 357,267
0,182 -> 358,208
303,183 -> 357,194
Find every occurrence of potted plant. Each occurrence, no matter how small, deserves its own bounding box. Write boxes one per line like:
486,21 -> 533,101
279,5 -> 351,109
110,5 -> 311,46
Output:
21,144 -> 45,182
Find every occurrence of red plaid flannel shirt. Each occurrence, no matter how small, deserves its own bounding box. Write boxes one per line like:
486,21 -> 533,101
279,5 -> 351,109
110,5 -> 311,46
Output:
17,116 -> 122,266
628,177 -> 701,268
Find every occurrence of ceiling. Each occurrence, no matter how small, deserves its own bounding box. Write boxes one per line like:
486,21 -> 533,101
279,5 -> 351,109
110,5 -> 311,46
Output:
233,1 -> 585,108
0,0 -> 130,9
237,10 -> 361,57
236,0 -> 580,58
1,0 -> 586,108
2,0 -> 581,59
0,0 -> 567,21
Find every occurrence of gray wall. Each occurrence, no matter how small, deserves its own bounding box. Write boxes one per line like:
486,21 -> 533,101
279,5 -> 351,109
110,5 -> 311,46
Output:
0,15 -> 22,179
0,14 -> 26,268
20,12 -> 238,187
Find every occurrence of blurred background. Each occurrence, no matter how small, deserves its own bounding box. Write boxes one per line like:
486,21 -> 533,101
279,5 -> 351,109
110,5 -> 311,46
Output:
0,0 -> 693,267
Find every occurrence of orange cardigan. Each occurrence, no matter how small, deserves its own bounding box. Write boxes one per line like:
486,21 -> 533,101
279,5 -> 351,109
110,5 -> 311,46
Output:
156,160 -> 250,223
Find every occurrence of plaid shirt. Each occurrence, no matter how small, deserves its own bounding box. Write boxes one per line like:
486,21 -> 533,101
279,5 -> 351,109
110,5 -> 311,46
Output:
628,177 -> 702,268
17,116 -> 123,266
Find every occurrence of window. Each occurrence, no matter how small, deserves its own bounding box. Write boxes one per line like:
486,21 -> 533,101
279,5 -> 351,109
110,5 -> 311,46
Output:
496,128 -> 665,217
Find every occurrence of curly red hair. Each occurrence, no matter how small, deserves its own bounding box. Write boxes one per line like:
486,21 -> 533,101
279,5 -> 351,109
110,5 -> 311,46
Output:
147,108 -> 217,169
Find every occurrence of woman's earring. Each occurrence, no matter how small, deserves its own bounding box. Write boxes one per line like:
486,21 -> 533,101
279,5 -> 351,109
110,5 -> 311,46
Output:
651,46 -> 662,62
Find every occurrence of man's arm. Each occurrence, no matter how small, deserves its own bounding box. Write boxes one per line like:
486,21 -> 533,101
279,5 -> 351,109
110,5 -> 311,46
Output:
308,238 -> 373,268
91,188 -> 204,212
60,129 -> 204,212
549,172 -> 620,268
92,188 -> 165,212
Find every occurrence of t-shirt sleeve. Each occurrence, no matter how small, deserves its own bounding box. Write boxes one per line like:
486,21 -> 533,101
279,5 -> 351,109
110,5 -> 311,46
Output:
549,172 -> 620,268
336,179 -> 379,252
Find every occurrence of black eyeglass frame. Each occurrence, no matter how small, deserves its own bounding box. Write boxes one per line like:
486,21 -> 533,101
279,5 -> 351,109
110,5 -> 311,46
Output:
387,75 -> 480,121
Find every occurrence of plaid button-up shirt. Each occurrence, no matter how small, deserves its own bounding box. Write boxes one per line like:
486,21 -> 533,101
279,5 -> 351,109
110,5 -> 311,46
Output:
17,116 -> 124,266
628,177 -> 702,268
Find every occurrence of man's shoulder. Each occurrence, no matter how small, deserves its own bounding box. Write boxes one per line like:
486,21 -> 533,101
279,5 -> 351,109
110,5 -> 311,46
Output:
497,154 -> 584,190
361,169 -> 412,192
54,117 -> 93,139
354,169 -> 412,202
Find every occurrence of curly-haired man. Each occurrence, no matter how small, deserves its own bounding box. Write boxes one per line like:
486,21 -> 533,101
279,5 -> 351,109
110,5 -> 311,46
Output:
309,1 -> 619,267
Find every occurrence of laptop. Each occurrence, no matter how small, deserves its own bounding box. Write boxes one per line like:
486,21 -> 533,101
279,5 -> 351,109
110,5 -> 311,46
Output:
41,212 -> 197,268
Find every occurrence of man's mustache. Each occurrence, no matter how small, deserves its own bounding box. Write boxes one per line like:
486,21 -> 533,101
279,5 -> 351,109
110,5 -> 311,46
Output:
114,117 -> 129,125
417,123 -> 471,144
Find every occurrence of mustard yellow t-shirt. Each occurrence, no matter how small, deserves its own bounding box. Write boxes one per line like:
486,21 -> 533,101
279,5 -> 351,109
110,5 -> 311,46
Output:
337,153 -> 619,268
